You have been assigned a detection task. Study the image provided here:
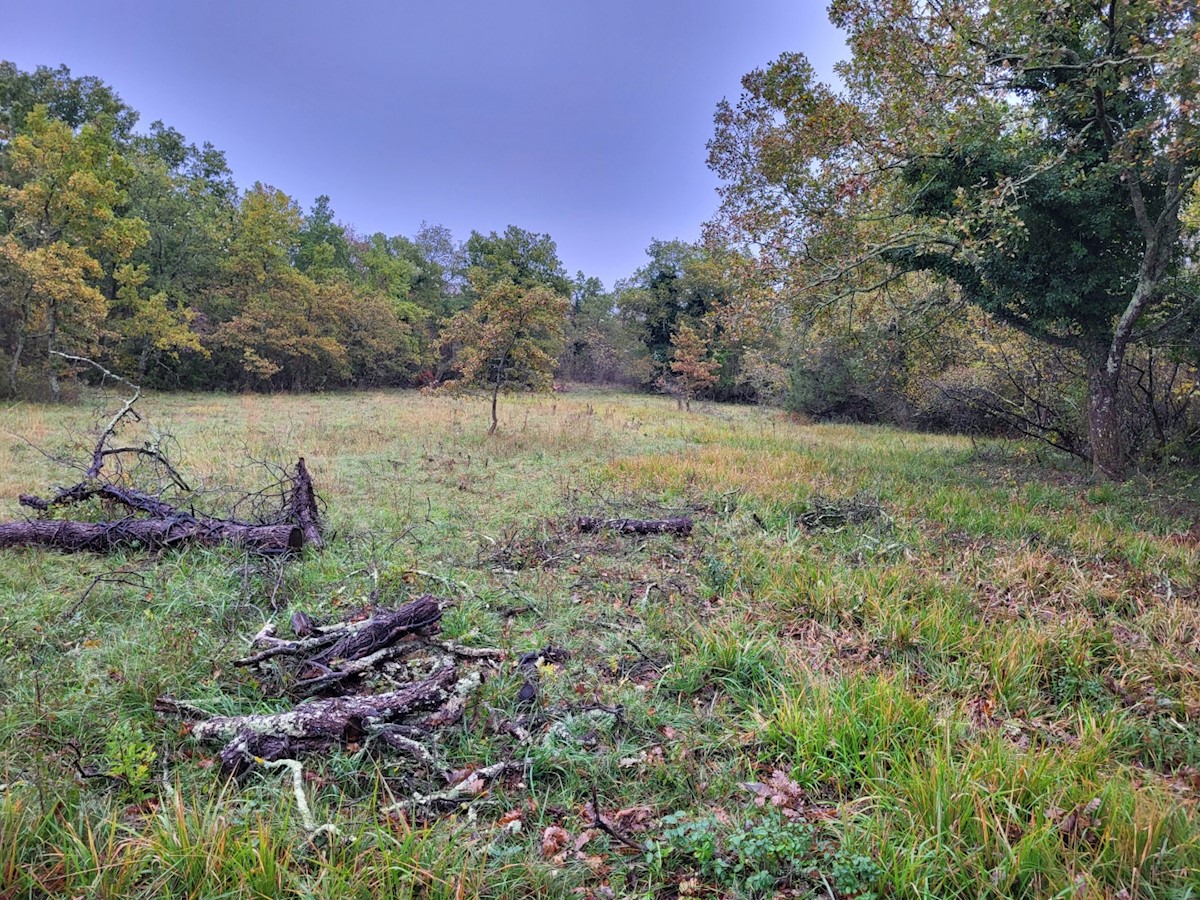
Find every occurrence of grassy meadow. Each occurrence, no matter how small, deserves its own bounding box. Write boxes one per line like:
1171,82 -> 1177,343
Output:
1,388 -> 1198,899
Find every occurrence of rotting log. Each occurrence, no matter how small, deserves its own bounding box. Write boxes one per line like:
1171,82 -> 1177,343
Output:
184,666 -> 461,775
4,458 -> 324,556
0,518 -> 302,553
289,457 -> 324,549
574,516 -> 693,536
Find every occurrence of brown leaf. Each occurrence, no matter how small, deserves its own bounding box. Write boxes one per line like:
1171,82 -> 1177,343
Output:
498,808 -> 523,827
542,825 -> 571,857
612,805 -> 653,833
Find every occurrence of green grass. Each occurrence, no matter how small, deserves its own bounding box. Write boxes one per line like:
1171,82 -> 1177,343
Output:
1,388 -> 1198,898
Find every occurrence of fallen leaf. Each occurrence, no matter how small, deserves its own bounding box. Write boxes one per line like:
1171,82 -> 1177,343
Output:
542,825 -> 571,857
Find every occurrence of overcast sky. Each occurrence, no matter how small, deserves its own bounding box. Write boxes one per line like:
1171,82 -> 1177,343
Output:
4,1 -> 846,288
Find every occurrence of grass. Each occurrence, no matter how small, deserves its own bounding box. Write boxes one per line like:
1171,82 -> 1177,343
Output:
1,387 -> 1198,898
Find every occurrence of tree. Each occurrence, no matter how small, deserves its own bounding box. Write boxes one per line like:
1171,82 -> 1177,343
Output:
616,240 -> 731,369
295,195 -> 352,277
0,61 -> 137,142
440,279 -> 568,434
668,321 -> 720,411
0,106 -> 146,398
709,0 -> 1200,479
463,225 -> 572,297
116,121 -> 234,382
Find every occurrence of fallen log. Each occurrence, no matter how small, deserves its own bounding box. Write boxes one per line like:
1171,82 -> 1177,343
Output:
574,516 -> 693,536
5,458 -> 324,555
186,666 -> 461,775
0,518 -> 302,553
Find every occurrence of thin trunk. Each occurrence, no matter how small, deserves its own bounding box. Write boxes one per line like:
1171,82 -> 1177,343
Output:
7,288 -> 32,397
1086,342 -> 1124,480
7,330 -> 24,397
138,343 -> 152,381
488,340 -> 515,436
47,302 -> 60,402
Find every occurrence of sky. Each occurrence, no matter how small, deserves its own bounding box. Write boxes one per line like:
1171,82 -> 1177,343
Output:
3,1 -> 847,289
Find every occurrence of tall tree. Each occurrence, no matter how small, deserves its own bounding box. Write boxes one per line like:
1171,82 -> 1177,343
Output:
709,0 -> 1200,478
116,121 -> 235,382
616,239 -> 733,371
295,195 -> 352,278
464,225 -> 572,296
0,106 -> 146,397
0,61 -> 137,142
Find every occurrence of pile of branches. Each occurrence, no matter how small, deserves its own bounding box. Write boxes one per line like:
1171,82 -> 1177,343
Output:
0,370 -> 324,554
157,594 -> 498,776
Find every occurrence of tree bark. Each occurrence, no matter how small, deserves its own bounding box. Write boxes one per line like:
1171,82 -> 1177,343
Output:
1086,345 -> 1125,481
186,666 -> 460,775
0,518 -> 303,553
7,330 -> 24,397
47,302 -> 60,403
289,457 -> 324,549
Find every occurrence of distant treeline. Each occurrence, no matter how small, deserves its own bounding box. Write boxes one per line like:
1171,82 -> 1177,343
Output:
2,60 -> 1197,472
0,62 -> 761,403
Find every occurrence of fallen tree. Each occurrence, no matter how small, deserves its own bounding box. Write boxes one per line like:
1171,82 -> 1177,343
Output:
0,517 -> 303,553
2,366 -> 325,554
2,457 -> 321,554
575,516 -> 693,536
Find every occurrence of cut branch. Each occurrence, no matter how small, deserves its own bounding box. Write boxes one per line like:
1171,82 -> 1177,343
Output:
190,666 -> 461,775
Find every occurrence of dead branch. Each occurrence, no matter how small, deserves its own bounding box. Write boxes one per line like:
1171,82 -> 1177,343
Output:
190,666 -> 461,776
289,457 -> 324,549
6,458 -> 325,556
574,516 -> 693,536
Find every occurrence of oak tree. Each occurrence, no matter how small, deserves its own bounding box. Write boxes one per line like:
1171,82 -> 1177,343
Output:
709,0 -> 1200,478
0,106 -> 146,398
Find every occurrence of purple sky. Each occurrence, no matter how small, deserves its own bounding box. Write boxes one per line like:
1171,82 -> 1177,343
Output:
5,1 -> 845,288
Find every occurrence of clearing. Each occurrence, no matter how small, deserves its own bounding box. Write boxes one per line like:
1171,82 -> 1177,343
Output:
1,389 -> 1198,898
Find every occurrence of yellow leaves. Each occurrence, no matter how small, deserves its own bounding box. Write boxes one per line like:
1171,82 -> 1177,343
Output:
669,321 -> 720,399
440,282 -> 568,395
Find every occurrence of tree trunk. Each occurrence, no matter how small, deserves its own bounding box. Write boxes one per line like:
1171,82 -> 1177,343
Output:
489,382 -> 499,435
0,518 -> 303,553
47,303 -> 60,402
1086,343 -> 1125,481
7,331 -> 24,397
575,516 -> 694,535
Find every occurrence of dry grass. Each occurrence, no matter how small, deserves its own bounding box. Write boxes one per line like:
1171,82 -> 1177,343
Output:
1,388 -> 1198,898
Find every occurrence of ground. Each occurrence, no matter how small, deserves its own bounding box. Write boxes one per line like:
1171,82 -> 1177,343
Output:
0,388 -> 1198,899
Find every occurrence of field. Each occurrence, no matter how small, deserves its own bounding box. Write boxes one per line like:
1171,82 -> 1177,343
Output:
1,389 -> 1199,899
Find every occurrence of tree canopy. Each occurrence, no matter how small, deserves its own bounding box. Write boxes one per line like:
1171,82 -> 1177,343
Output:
709,0 -> 1200,477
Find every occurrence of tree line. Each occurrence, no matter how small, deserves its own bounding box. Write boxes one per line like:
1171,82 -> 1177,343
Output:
4,3 -> 1200,485
706,0 -> 1200,479
0,61 -> 752,409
